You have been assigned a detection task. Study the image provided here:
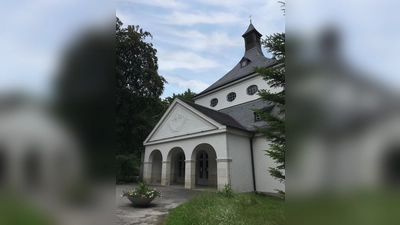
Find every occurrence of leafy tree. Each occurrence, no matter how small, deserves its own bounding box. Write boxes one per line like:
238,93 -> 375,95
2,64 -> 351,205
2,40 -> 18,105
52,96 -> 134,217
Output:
54,27 -> 114,180
116,17 -> 166,158
253,32 -> 285,195
163,88 -> 196,106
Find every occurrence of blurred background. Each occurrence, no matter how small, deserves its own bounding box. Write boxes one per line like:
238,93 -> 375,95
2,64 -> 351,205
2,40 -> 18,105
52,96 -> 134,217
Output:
287,0 -> 400,224
0,0 -> 400,225
0,1 -> 114,225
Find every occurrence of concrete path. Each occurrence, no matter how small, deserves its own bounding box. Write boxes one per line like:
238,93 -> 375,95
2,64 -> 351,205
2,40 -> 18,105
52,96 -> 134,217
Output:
116,184 -> 210,225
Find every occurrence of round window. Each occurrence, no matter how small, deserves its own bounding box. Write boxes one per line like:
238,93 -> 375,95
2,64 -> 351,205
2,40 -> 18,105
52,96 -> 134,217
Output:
210,98 -> 218,107
227,92 -> 236,102
247,85 -> 258,95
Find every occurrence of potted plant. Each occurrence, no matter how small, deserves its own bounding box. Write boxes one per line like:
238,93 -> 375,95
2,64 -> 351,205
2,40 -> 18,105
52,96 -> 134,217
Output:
122,182 -> 162,207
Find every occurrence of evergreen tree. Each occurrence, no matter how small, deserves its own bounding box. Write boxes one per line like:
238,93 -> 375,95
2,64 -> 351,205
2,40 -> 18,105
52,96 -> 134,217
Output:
253,32 -> 285,195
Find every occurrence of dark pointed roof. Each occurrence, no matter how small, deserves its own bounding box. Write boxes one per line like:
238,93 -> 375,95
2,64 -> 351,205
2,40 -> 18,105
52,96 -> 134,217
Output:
194,23 -> 277,98
242,23 -> 262,38
181,100 -> 247,131
219,99 -> 277,132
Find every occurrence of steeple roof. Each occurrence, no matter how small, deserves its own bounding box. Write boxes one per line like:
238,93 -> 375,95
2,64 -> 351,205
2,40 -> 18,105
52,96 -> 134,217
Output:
242,23 -> 262,38
194,23 -> 277,98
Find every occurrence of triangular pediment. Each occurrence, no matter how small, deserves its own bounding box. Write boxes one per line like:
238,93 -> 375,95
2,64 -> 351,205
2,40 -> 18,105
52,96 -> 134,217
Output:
144,99 -> 222,143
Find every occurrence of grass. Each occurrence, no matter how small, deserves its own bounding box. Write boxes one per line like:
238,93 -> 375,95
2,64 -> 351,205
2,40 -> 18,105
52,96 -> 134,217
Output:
288,190 -> 400,225
164,191 -> 284,225
0,191 -> 54,225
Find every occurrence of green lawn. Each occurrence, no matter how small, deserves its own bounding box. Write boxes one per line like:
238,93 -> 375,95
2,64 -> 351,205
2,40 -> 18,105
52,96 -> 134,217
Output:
0,191 -> 54,225
164,192 -> 284,225
288,191 -> 400,225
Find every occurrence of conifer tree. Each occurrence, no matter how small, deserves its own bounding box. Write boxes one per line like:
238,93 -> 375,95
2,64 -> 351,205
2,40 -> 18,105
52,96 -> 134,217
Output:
253,32 -> 285,195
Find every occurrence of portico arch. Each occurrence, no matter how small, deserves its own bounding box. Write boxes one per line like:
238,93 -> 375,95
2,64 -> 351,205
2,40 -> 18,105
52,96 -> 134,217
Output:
167,147 -> 186,185
148,150 -> 162,184
191,143 -> 217,188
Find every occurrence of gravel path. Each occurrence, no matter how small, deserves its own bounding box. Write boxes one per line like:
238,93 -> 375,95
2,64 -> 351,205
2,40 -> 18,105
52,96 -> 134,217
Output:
116,184 -> 204,225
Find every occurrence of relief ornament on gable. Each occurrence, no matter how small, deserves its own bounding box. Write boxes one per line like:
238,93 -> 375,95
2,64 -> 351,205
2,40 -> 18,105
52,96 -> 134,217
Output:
167,110 -> 189,133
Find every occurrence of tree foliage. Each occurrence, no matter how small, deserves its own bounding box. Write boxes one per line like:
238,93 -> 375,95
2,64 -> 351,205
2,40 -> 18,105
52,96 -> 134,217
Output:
253,32 -> 285,193
116,17 -> 166,157
54,27 -> 114,179
163,88 -> 196,106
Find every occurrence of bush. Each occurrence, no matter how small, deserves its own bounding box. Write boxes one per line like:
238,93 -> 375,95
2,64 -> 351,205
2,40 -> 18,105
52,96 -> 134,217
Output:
219,183 -> 233,197
116,154 -> 140,183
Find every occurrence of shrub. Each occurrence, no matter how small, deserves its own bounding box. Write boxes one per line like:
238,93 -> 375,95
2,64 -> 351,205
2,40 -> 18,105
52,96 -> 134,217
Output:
220,183 -> 234,197
116,154 -> 140,183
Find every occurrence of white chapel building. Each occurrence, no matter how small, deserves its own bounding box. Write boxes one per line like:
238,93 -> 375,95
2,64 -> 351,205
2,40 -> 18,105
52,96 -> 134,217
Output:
142,23 -> 284,193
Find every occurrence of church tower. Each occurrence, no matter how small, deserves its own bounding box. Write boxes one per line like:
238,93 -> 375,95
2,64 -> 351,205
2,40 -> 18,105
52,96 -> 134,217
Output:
242,22 -> 264,55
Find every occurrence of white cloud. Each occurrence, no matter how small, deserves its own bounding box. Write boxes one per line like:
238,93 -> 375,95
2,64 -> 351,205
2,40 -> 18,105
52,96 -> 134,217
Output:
158,11 -> 241,26
116,0 -> 188,10
164,76 -> 209,93
158,50 -> 220,70
160,29 -> 242,53
195,0 -> 261,8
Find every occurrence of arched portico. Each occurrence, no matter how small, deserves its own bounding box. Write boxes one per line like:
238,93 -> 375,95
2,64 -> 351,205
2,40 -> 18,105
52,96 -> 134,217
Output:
144,150 -> 162,184
166,147 -> 186,186
184,143 -> 219,189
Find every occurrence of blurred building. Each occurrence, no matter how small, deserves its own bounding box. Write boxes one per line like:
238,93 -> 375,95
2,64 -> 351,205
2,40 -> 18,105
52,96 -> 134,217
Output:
0,95 -> 81,196
290,28 -> 400,194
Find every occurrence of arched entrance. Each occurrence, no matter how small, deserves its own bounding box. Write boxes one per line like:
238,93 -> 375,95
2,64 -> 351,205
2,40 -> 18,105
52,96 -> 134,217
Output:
149,150 -> 162,184
23,150 -> 41,189
167,147 -> 186,185
192,143 -> 217,187
176,152 -> 186,183
196,150 -> 208,185
382,144 -> 400,188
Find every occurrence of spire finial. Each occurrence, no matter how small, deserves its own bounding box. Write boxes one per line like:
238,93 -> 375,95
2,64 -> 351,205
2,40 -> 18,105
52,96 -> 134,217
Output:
249,15 -> 252,24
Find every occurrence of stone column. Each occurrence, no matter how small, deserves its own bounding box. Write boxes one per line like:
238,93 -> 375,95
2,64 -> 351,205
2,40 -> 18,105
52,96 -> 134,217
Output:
138,149 -> 145,182
216,158 -> 232,191
142,162 -> 152,184
185,160 -> 195,189
161,161 -> 171,186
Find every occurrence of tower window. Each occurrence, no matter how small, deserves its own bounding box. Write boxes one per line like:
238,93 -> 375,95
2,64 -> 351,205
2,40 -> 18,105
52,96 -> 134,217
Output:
246,36 -> 254,45
210,98 -> 218,107
247,85 -> 258,95
226,92 -> 236,102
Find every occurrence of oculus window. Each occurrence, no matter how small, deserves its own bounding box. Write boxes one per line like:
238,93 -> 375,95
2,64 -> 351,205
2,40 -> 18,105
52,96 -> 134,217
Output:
210,98 -> 218,107
247,85 -> 258,95
226,92 -> 236,102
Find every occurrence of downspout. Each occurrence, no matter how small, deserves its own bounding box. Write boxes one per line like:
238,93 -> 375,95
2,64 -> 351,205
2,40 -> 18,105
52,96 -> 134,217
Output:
250,132 -> 257,192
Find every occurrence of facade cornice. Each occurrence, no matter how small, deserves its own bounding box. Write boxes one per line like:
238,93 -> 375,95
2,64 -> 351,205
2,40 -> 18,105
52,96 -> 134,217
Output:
193,72 -> 259,100
144,127 -> 228,146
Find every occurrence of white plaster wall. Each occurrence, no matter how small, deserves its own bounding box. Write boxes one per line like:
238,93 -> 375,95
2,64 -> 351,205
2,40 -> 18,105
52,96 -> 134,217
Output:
227,133 -> 253,192
194,75 -> 281,111
252,136 -> 285,193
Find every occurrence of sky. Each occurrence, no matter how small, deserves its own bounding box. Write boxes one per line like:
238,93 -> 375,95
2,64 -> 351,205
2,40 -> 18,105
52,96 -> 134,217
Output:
0,0 -> 113,98
1,1 -> 399,100
288,0 -> 400,94
116,0 -> 285,98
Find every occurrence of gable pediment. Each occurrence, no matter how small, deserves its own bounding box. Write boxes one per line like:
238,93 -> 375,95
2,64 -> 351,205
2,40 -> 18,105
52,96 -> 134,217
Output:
144,99 -> 222,143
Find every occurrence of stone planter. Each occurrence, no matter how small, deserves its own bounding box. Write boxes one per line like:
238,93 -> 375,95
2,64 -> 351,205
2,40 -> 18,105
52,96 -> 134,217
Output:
127,196 -> 156,207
